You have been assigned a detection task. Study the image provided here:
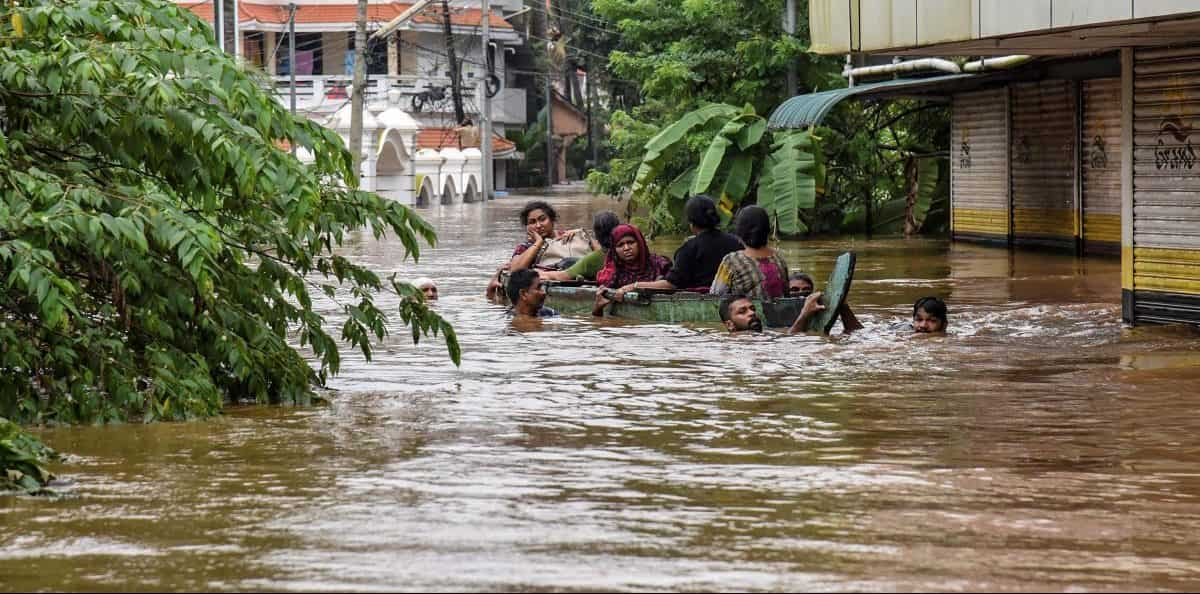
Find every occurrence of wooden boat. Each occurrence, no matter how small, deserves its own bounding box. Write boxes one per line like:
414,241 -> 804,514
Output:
496,251 -> 857,331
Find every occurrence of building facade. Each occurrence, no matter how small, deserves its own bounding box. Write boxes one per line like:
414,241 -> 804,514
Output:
182,0 -> 528,203
791,1 -> 1200,326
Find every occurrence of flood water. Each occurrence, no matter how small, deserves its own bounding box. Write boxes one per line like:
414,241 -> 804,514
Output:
6,188 -> 1200,591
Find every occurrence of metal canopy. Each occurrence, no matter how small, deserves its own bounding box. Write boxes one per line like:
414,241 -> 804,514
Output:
767,74 -> 976,129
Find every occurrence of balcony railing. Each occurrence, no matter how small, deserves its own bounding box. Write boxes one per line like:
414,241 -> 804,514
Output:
269,74 -> 526,124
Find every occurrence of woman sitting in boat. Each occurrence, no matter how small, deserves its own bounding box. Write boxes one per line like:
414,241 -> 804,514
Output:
592,224 -> 672,315
509,200 -> 592,272
540,210 -> 621,282
485,201 -> 591,301
609,195 -> 742,299
709,205 -> 789,300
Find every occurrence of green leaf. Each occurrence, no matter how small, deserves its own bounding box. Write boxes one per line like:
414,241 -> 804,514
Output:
735,118 -> 766,151
668,166 -> 697,200
721,154 -> 753,201
632,103 -> 740,196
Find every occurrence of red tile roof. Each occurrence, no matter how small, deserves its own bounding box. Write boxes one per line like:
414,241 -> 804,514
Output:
416,127 -> 516,154
180,2 -> 512,30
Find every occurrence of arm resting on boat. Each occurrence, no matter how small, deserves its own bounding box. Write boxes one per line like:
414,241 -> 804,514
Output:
615,279 -> 675,301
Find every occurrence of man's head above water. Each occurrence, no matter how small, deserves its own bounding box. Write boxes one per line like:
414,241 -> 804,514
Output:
913,296 -> 948,333
720,295 -> 763,333
507,268 -> 547,313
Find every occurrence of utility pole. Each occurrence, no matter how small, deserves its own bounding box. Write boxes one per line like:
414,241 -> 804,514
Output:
587,57 -> 597,170
350,0 -> 367,176
545,61 -> 555,187
480,0 -> 494,200
288,2 -> 297,155
784,0 -> 797,97
441,0 -> 465,124
213,0 -> 223,51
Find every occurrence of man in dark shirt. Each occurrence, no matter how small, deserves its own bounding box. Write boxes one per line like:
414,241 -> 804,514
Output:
611,195 -> 742,299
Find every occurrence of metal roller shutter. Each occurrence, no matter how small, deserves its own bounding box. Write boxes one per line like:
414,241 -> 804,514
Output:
1010,80 -> 1077,248
1131,45 -> 1200,324
951,88 -> 1009,243
1081,78 -> 1122,254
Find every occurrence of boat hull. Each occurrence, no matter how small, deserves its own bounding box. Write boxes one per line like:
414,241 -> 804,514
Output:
498,279 -> 806,327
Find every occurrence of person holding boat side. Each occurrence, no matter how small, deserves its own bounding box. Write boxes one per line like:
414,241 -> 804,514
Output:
613,195 -> 743,300
592,224 -> 672,316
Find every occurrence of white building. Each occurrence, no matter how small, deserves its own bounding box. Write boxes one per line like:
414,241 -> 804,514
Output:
182,0 -> 527,203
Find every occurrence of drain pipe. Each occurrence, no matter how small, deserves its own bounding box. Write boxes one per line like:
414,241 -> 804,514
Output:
844,57 -> 962,80
843,55 -> 1032,81
963,55 -> 1033,72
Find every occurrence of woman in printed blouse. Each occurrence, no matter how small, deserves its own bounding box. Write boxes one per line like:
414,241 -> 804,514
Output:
709,206 -> 789,299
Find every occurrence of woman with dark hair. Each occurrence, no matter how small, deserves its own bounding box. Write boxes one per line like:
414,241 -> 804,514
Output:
709,205 -> 789,299
509,200 -> 590,272
611,195 -> 742,298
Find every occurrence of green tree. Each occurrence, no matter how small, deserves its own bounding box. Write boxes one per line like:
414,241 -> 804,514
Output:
584,0 -> 839,231
0,0 -> 458,424
630,103 -> 819,236
584,0 -> 950,237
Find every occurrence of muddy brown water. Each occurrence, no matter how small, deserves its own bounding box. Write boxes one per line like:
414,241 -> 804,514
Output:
5,189 -> 1200,592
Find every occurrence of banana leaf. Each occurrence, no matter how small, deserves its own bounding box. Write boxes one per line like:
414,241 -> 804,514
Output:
668,166 -> 697,200
721,154 -> 754,200
632,103 -> 740,196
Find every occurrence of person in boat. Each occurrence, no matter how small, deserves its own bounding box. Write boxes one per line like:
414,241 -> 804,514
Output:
710,205 -> 789,299
413,277 -> 438,301
591,224 -> 673,315
540,210 -> 621,282
787,273 -> 814,297
610,195 -> 743,299
486,200 -> 591,300
505,268 -> 558,318
509,200 -> 593,272
911,296 -> 948,333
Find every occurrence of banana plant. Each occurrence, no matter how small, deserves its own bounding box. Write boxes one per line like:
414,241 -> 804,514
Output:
632,103 -> 822,236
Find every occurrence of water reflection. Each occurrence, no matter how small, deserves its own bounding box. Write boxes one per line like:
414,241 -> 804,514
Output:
5,188 -> 1200,591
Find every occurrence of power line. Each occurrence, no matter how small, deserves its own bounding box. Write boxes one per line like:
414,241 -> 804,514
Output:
526,4 -> 618,36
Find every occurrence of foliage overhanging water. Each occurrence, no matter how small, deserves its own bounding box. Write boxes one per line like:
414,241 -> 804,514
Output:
5,189 -> 1200,592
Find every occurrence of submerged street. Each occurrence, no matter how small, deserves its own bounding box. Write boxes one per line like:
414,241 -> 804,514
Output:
5,190 -> 1200,591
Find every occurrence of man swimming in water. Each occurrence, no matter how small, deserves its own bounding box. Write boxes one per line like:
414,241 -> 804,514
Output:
505,268 -> 558,318
720,292 -> 860,335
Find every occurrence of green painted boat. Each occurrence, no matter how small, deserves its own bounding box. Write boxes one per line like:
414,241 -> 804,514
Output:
527,283 -> 808,327
496,251 -> 857,330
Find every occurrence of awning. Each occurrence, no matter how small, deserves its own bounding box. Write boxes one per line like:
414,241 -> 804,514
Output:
768,74 -> 977,129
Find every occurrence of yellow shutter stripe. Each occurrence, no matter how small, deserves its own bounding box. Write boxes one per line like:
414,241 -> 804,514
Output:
952,208 -> 1008,236
1134,247 -> 1200,295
